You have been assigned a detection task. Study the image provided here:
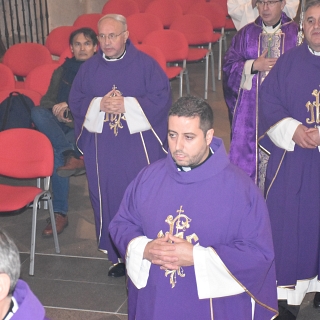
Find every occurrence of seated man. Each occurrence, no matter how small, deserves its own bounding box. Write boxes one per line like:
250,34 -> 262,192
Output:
109,96 -> 278,319
0,229 -> 49,320
31,27 -> 97,237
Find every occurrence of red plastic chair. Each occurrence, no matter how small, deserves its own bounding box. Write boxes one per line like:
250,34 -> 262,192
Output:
127,13 -> 163,44
175,0 -> 205,14
73,13 -> 103,34
208,0 -> 236,79
132,0 -> 153,12
57,47 -> 73,66
145,0 -> 183,29
102,0 -> 140,17
136,44 -> 167,72
143,29 -> 188,97
2,43 -> 53,88
24,63 -> 59,97
171,14 -> 216,98
187,2 -> 225,83
45,26 -> 76,57
0,64 -> 15,91
0,128 -> 60,276
0,89 -> 42,106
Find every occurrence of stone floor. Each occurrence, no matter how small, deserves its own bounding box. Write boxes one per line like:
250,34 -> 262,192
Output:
1,41 -> 320,319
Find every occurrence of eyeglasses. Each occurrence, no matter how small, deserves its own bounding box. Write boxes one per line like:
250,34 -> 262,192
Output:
97,31 -> 126,42
256,0 -> 282,7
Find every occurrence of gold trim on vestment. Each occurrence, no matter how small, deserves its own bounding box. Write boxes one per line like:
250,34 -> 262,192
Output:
210,298 -> 214,320
265,150 -> 286,199
209,247 -> 279,318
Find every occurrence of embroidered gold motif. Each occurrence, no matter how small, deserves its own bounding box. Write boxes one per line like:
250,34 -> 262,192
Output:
157,206 -> 199,288
104,85 -> 126,136
306,89 -> 320,124
259,33 -> 284,84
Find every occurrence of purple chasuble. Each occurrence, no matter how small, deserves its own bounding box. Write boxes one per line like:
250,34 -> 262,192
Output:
110,137 -> 277,320
259,41 -> 320,286
223,12 -> 298,181
69,40 -> 172,263
11,280 -> 49,320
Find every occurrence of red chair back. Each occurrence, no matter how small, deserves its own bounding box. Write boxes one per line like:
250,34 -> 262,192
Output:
187,2 -> 226,30
24,63 -> 59,96
0,128 -> 53,179
175,0 -> 205,14
170,14 -> 214,45
73,13 -> 102,34
0,89 -> 41,106
136,44 -> 167,72
0,64 -> 15,90
143,29 -> 188,63
102,0 -> 140,17
3,43 -> 53,78
45,26 -> 76,56
145,0 -> 183,28
127,13 -> 163,44
132,0 -> 153,12
58,47 -> 73,65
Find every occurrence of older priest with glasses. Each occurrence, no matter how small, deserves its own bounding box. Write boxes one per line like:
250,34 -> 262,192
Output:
223,0 -> 298,190
69,14 -> 171,278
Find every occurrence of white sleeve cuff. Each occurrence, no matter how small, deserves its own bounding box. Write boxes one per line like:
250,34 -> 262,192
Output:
267,118 -> 301,151
124,97 -> 151,134
83,97 -> 105,133
240,60 -> 255,90
193,245 -> 245,299
126,236 -> 153,289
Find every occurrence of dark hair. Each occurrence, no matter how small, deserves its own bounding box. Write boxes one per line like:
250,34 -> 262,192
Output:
305,0 -> 320,12
169,96 -> 214,134
69,27 -> 98,46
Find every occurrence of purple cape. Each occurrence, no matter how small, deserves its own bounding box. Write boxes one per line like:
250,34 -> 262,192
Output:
110,138 -> 277,319
69,40 -> 172,263
223,12 -> 298,181
258,41 -> 320,286
11,279 -> 48,320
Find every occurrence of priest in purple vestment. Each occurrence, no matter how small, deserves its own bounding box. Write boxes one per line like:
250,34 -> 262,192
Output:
109,96 -> 278,320
223,1 -> 298,185
68,14 -> 171,277
258,1 -> 320,318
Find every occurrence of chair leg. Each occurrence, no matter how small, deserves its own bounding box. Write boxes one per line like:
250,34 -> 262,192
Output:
184,68 -> 190,95
29,197 -> 39,276
204,52 -> 209,100
218,36 -> 223,81
48,196 -> 60,255
210,50 -> 216,92
179,71 -> 183,98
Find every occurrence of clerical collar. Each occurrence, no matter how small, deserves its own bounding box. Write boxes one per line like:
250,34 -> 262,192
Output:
262,19 -> 281,33
308,45 -> 320,56
103,49 -> 126,61
176,148 -> 213,172
3,297 -> 18,320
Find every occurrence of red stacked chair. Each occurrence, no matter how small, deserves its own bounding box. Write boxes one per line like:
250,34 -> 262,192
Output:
102,0 -> 139,17
24,64 -> 59,98
127,13 -> 163,44
3,43 -> 53,89
73,13 -> 103,34
45,26 -> 76,58
145,0 -> 183,29
136,44 -> 167,72
171,14 -> 216,98
144,29 -> 189,97
0,64 -> 15,91
187,2 -> 225,83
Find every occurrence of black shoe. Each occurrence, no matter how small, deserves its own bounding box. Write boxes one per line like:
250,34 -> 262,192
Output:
313,292 -> 320,309
108,262 -> 125,277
